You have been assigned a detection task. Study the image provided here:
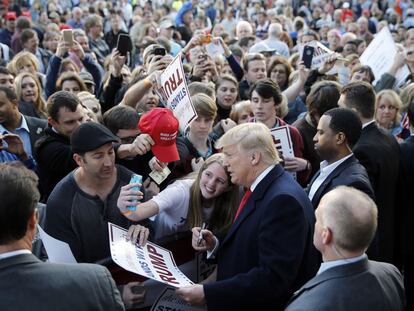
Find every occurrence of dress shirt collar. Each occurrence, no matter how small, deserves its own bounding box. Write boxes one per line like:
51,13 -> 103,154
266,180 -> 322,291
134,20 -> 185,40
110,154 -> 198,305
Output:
250,164 -> 276,192
0,249 -> 31,260
317,254 -> 366,275
319,153 -> 353,178
0,114 -> 29,134
362,120 -> 375,129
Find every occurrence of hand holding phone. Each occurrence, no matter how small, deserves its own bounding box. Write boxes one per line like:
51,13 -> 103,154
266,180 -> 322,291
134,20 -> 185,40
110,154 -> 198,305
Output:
154,47 -> 166,56
62,29 -> 73,47
302,45 -> 314,69
117,34 -> 132,56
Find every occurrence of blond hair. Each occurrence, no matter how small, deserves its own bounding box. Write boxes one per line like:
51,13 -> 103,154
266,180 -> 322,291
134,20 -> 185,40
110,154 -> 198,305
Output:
375,89 -> 402,125
7,51 -> 40,76
230,100 -> 252,124
14,72 -> 47,118
191,93 -> 217,119
216,122 -> 280,165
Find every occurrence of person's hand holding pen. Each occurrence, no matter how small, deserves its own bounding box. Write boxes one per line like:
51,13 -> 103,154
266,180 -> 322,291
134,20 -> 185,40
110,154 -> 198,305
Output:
197,223 -> 208,246
191,225 -> 216,252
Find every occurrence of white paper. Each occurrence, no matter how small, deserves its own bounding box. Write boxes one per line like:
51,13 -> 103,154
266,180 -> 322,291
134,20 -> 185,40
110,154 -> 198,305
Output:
155,54 -> 197,133
151,287 -> 206,311
108,223 -> 194,288
270,126 -> 295,158
205,42 -> 225,58
270,126 -> 296,180
360,27 -> 410,87
37,225 -> 77,264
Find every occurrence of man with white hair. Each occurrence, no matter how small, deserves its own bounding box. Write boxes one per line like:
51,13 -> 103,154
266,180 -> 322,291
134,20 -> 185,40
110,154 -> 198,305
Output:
261,23 -> 290,57
285,186 -> 405,311
67,7 -> 84,29
236,20 -> 253,39
176,123 -> 319,310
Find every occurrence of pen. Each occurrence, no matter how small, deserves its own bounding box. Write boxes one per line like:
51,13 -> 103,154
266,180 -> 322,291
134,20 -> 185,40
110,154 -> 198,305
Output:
197,222 -> 207,246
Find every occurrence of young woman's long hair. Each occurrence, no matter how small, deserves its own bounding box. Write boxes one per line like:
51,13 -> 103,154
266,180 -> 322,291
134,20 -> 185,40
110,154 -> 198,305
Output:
14,72 -> 47,118
187,153 -> 239,235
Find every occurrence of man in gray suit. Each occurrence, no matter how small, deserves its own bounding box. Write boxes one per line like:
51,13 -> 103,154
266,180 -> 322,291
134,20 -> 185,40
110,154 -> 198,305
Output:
0,164 -> 125,311
285,186 -> 405,311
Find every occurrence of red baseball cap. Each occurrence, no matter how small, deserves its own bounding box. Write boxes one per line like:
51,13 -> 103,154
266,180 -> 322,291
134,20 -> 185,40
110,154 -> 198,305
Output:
138,108 -> 180,163
21,11 -> 31,19
5,12 -> 16,21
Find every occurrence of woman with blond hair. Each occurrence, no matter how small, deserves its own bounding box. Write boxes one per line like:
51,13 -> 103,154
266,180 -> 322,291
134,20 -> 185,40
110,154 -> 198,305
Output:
8,51 -> 46,89
230,100 -> 253,124
14,72 -> 47,119
118,153 -> 239,241
375,90 -> 406,139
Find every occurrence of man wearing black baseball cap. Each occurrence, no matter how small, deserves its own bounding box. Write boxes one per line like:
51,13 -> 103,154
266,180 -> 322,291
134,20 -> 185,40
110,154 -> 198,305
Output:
44,122 -> 150,309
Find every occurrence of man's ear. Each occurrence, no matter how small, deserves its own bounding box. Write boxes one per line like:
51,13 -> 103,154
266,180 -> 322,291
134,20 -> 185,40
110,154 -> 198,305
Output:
250,151 -> 261,165
336,132 -> 346,145
27,209 -> 38,234
322,227 -> 333,245
48,117 -> 58,129
73,153 -> 83,167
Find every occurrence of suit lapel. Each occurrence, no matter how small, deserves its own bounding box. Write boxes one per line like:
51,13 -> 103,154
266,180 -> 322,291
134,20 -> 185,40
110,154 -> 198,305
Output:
306,170 -> 321,194
221,165 -> 284,247
311,156 -> 356,206
25,116 -> 46,149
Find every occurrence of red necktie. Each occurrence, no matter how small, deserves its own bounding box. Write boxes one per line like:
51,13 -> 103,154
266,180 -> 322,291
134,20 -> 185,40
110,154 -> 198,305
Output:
234,189 -> 252,222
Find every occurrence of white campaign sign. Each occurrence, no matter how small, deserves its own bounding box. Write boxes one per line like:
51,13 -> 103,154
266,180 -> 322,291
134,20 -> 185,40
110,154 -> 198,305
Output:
270,126 -> 296,180
300,41 -> 335,69
108,223 -> 194,288
156,54 -> 197,133
151,287 -> 206,311
360,27 -> 410,87
270,126 -> 295,158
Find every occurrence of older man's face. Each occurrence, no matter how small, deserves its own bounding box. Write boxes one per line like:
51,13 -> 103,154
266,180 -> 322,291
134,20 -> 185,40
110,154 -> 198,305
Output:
222,144 -> 252,188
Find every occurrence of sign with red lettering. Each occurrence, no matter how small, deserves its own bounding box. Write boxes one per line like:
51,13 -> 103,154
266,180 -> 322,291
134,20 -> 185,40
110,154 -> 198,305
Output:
108,223 -> 194,288
156,54 -> 197,133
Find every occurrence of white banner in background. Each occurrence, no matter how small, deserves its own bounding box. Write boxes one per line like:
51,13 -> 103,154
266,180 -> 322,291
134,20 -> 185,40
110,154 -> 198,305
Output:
360,27 -> 410,87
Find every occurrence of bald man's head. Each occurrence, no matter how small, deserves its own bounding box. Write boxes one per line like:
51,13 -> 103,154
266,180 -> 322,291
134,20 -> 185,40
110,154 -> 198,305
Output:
316,186 -> 377,254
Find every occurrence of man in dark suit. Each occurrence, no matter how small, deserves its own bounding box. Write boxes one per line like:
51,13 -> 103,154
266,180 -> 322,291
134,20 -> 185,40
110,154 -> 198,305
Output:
0,164 -> 125,311
0,86 -> 46,167
339,81 -> 400,264
284,186 -> 405,311
307,107 -> 374,209
398,101 -> 414,309
177,123 -> 319,310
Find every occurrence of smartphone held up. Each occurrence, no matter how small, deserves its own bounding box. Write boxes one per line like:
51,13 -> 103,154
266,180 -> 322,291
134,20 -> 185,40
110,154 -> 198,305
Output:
117,34 -> 132,56
302,45 -> 315,69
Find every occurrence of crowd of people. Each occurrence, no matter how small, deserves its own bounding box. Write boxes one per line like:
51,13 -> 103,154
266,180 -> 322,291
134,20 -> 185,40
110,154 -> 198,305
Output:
0,0 -> 413,310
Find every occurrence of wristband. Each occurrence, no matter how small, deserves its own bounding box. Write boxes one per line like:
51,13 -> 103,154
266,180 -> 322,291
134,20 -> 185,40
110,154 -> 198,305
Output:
121,210 -> 133,216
